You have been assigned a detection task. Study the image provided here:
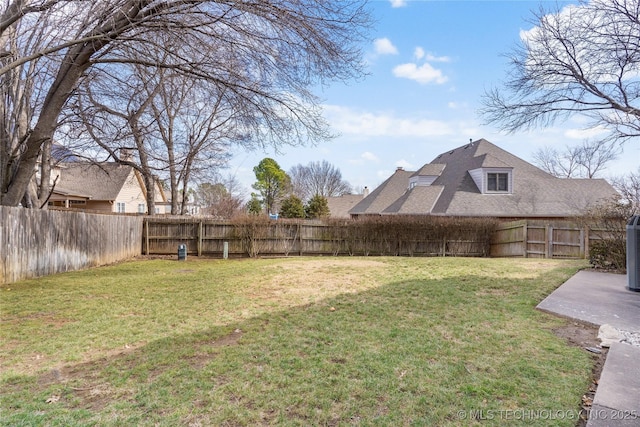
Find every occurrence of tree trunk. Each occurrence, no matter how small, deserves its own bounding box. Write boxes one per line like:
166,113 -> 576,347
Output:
144,174 -> 156,215
2,40 -> 98,205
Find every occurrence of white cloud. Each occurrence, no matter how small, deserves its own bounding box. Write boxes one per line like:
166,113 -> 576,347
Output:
413,47 -> 450,63
323,105 -> 456,137
389,0 -> 407,8
348,151 -> 379,166
395,159 -> 415,170
425,53 -> 451,63
374,38 -> 399,55
563,125 -> 609,140
361,151 -> 379,162
393,62 -> 448,85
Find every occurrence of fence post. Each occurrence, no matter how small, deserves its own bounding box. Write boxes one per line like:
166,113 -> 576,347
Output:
198,221 -> 203,257
546,225 -> 553,259
145,219 -> 150,256
299,222 -> 303,256
523,222 -> 528,258
584,227 -> 590,259
579,228 -> 585,258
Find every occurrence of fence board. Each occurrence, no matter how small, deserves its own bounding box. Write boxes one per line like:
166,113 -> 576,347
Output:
1,206 -> 142,285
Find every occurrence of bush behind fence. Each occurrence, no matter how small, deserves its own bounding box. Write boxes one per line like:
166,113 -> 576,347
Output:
143,215 -> 499,258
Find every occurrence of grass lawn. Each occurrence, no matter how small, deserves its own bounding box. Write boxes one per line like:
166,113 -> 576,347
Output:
0,257 -> 594,426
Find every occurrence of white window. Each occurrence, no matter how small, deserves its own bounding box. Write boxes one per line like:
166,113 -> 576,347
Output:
487,172 -> 509,192
116,202 -> 126,213
138,203 -> 145,214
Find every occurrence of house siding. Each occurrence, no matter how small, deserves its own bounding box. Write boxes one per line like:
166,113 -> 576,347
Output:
85,201 -> 114,212
469,168 -> 483,191
115,170 -> 148,213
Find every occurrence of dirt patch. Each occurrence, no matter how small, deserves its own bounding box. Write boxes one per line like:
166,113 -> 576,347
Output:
5,329 -> 245,413
552,321 -> 601,348
550,321 -> 607,427
187,329 -> 243,370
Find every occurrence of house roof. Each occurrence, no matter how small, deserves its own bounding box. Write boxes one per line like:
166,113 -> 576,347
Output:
411,163 -> 445,178
53,162 -> 134,201
326,194 -> 366,218
349,169 -> 414,215
382,185 -> 444,215
350,139 -> 619,218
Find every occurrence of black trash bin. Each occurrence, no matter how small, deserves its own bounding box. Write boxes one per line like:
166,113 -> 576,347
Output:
178,244 -> 187,261
627,215 -> 640,291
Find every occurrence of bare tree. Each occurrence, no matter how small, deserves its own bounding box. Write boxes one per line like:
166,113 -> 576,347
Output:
289,160 -> 352,201
193,175 -> 244,219
532,139 -> 619,178
0,0 -> 371,207
611,167 -> 640,215
481,0 -> 640,146
145,68 -> 236,215
68,64 -> 163,214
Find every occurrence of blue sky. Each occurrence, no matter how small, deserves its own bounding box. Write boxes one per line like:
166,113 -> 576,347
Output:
229,0 -> 640,195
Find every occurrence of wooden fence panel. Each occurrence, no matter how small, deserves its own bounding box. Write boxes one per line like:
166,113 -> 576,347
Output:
490,220 -> 598,259
551,227 -> 584,258
491,221 -> 526,257
526,226 -> 547,258
1,206 -> 142,285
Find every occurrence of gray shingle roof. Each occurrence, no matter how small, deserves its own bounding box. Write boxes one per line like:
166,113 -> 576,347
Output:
53,163 -> 133,201
411,163 -> 445,178
327,194 -> 366,218
382,186 -> 443,214
349,139 -> 619,218
349,169 -> 414,215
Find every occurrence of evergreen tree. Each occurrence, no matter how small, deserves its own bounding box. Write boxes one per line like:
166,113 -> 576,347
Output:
252,158 -> 290,215
246,195 -> 263,215
305,194 -> 330,219
279,195 -> 306,218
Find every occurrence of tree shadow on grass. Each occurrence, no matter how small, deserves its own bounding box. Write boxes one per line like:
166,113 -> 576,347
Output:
1,272 -> 596,426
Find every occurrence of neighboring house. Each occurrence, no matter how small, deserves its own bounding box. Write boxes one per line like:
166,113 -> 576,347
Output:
48,162 -> 166,214
155,200 -> 202,216
349,139 -> 618,219
326,187 -> 370,218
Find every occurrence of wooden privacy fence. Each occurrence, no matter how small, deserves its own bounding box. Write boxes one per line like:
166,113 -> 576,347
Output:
143,217 -> 491,258
490,220 -> 609,259
1,206 -> 143,284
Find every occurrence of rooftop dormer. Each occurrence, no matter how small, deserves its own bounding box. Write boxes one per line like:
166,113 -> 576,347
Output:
468,154 -> 513,194
408,163 -> 445,189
